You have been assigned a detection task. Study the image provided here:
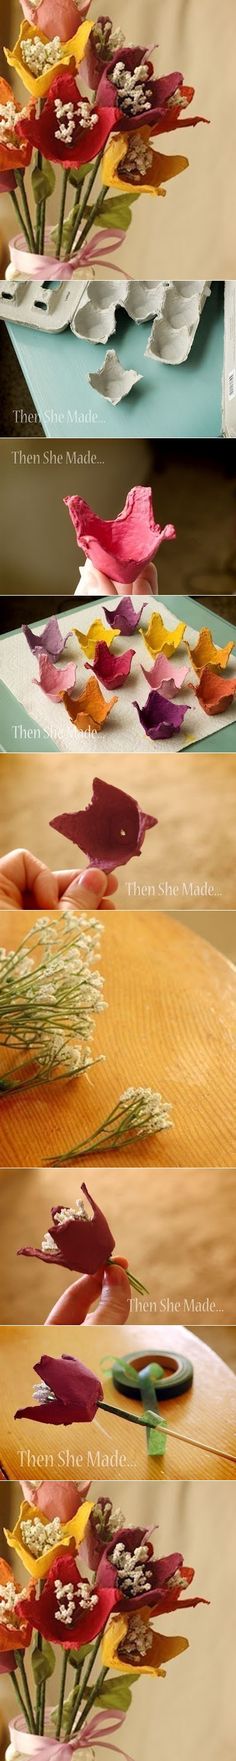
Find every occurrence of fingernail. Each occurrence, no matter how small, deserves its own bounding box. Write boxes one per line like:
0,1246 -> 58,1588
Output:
66,869 -> 107,907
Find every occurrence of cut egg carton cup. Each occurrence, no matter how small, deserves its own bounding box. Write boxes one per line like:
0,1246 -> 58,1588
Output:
0,279 -> 211,364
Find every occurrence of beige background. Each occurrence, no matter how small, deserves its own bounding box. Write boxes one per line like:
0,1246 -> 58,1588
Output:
0,0 -> 235,276
0,1322 -> 235,1480
0,752 -> 235,911
0,1480 -> 235,1760
0,909 -> 235,1168
0,1165 -> 235,1325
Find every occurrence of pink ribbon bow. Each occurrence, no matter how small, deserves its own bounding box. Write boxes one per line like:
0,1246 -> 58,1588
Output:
9,227 -> 128,280
10,1711 -> 134,1761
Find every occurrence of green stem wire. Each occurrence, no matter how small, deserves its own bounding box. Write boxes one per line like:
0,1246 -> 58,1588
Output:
71,184 -> 109,257
56,170 -> 69,260
56,1652 -> 68,1740
10,1670 -> 30,1727
10,190 -> 32,251
70,1628 -> 107,1734
64,149 -> 104,259
17,1656 -> 36,1732
15,173 -> 36,252
74,1668 -> 108,1737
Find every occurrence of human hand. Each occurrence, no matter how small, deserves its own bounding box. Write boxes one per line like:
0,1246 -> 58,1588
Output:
0,850 -> 118,909
75,560 -> 158,597
45,1261 -> 131,1325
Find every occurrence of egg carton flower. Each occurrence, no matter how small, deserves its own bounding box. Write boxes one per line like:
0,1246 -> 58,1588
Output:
102,1606 -> 189,1675
16,1549 -> 116,1648
0,1560 -> 31,1653
65,485 -> 175,586
96,49 -> 206,135
50,775 -> 157,873
0,77 -> 32,170
16,69 -> 118,165
4,1496 -> 93,1581
19,0 -> 91,35
97,1527 -> 208,1615
4,19 -> 92,100
18,1180 -> 116,1272
102,129 -> 188,196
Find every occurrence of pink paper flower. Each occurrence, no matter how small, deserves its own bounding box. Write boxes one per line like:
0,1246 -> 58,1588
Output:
64,486 -> 175,585
134,689 -> 189,740
50,775 -> 157,871
16,71 -> 117,167
23,617 -> 71,659
33,652 -> 76,700
105,598 -> 146,634
16,1551 -> 115,1648
141,655 -> 190,694
97,1528 -> 208,1615
86,643 -> 135,688
18,1179 -> 115,1271
15,1353 -> 103,1425
19,1481 -> 91,1519
19,1 -> 91,40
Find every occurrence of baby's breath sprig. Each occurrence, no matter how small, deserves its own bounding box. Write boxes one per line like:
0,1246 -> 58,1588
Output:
49,1086 -> 172,1164
0,910 -> 105,1097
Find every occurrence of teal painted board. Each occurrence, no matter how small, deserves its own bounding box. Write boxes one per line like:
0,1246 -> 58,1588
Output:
0,595 -> 235,752
7,283 -> 224,440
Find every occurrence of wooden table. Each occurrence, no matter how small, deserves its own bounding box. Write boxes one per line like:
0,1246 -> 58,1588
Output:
0,1323 -> 235,1481
0,910 -> 235,1168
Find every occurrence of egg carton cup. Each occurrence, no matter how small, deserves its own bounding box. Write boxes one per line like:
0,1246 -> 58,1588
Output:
145,281 -> 211,365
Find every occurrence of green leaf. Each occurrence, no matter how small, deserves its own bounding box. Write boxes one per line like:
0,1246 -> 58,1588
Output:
32,1641 -> 55,1687
31,159 -> 55,204
68,163 -> 94,188
69,1644 -> 94,1668
97,194 -> 139,232
92,1675 -> 139,1711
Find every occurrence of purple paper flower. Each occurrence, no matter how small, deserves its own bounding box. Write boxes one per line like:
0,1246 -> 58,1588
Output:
50,776 -> 157,872
86,643 -> 135,688
141,655 -> 190,694
64,486 -> 175,585
133,689 -> 189,740
23,617 -> 71,659
33,652 -> 77,701
105,598 -> 147,634
15,1354 -> 103,1426
18,1180 -> 115,1272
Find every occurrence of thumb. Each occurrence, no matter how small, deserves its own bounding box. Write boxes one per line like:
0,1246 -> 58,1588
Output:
62,868 -> 108,909
86,1262 -> 131,1325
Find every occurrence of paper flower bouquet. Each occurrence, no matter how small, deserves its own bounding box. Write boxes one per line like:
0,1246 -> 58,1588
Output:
1,1 -> 207,278
0,1483 -> 208,1761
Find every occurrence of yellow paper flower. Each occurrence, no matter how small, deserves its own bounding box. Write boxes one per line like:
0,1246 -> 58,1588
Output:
102,1608 -> 189,1676
4,19 -> 92,99
73,621 -> 120,659
4,1497 -> 93,1582
143,612 -> 186,660
102,128 -> 188,197
186,626 -> 235,674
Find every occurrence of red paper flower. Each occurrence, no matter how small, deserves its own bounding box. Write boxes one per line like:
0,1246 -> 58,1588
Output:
85,16 -> 126,92
64,485 -> 175,585
97,1529 -> 207,1615
16,1550 -> 116,1649
86,643 -> 135,688
96,49 -> 186,133
50,776 -> 157,872
85,1498 -> 124,1572
16,70 -> 117,166
15,1353 -> 103,1425
18,1179 -> 115,1271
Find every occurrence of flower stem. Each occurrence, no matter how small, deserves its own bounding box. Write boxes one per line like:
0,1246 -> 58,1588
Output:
39,198 -> 46,255
10,1670 -> 30,1727
65,149 -> 104,257
17,1656 -> 36,1733
15,173 -> 36,252
70,1627 -> 107,1733
56,170 -> 69,260
10,190 -> 32,251
39,1681 -> 46,1737
71,183 -> 109,257
99,1399 -> 157,1430
74,1667 -> 108,1736
56,1651 -> 68,1740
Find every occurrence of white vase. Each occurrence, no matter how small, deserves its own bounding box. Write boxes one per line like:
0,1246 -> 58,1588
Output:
6,1722 -> 94,1761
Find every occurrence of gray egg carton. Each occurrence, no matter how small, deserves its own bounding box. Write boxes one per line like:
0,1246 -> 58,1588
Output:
0,277 -> 211,366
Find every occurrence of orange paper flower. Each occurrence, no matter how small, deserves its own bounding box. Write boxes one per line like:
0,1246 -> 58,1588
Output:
0,1559 -> 31,1653
64,677 -> 118,730
187,627 -> 235,674
196,667 -> 236,714
102,1607 -> 189,1676
0,77 -> 31,170
102,127 -> 188,196
143,612 -> 186,660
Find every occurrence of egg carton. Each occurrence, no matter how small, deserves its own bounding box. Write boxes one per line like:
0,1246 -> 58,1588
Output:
0,279 -> 86,330
145,281 -> 211,364
0,278 -> 211,365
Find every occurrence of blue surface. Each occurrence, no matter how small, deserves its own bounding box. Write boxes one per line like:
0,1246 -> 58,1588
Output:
0,595 -> 235,752
7,283 -> 224,439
